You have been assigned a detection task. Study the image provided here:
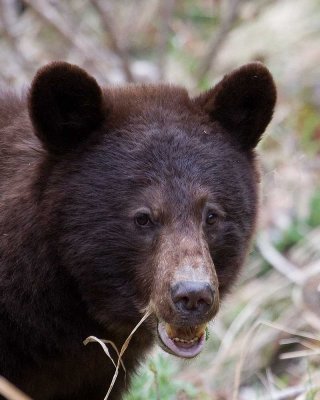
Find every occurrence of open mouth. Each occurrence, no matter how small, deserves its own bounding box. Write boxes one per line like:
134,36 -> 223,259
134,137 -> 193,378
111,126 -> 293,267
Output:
157,321 -> 207,358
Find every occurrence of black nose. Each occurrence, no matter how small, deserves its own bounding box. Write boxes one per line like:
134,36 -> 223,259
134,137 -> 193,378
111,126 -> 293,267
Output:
171,281 -> 215,314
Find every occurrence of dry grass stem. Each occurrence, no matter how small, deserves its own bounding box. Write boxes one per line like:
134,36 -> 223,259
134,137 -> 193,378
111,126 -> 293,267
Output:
84,336 -> 118,369
279,349 -> 320,359
84,309 -> 152,400
0,377 -> 32,400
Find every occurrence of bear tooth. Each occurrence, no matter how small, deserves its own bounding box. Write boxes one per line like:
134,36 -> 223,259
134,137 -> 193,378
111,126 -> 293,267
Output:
173,336 -> 200,344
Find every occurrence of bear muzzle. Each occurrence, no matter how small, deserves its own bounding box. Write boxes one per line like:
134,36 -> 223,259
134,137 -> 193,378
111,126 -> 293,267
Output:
150,243 -> 219,358
153,279 -> 219,358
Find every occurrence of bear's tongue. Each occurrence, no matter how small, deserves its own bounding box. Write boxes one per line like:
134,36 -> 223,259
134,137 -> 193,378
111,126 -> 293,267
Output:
157,322 -> 207,358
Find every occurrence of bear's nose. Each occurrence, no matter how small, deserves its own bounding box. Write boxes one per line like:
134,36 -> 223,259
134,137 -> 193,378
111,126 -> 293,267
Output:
171,281 -> 215,314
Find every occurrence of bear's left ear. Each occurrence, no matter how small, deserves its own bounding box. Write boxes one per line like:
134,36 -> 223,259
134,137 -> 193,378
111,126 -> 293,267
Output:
193,63 -> 276,150
28,62 -> 105,155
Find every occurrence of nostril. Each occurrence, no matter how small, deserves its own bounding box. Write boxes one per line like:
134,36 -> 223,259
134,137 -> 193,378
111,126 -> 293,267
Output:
198,298 -> 206,306
179,296 -> 193,310
181,296 -> 189,305
171,281 -> 215,313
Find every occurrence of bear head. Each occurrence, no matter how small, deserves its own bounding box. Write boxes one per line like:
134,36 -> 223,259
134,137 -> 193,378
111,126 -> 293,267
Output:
28,61 -> 276,358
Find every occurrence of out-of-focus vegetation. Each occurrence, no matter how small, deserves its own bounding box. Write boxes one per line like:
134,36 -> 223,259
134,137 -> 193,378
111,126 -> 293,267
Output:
0,0 -> 319,399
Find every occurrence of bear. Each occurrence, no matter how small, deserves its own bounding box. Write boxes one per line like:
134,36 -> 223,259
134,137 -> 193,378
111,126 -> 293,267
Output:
0,61 -> 276,400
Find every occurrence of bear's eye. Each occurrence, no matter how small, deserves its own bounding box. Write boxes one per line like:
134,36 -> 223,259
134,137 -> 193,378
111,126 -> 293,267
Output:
206,211 -> 218,225
135,212 -> 153,227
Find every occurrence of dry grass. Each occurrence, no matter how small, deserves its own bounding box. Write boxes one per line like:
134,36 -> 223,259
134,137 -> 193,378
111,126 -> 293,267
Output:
0,377 -> 32,400
84,310 -> 152,399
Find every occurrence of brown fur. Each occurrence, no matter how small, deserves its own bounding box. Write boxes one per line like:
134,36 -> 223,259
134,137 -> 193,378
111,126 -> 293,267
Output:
0,62 -> 276,399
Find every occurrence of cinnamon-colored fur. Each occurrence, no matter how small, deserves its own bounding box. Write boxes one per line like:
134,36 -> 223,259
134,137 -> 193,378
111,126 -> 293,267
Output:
0,62 -> 276,399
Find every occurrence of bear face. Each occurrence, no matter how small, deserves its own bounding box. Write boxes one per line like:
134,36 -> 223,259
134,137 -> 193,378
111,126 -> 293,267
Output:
27,62 -> 276,361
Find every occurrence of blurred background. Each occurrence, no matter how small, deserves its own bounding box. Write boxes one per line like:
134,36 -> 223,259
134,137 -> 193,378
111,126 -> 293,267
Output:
0,0 -> 319,399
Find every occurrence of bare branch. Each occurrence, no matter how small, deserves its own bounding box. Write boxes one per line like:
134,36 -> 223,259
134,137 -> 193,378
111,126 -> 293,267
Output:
256,233 -> 304,284
23,0 -> 113,82
157,0 -> 176,81
89,0 -> 134,83
124,0 -> 159,39
0,1 -> 32,73
196,0 -> 242,82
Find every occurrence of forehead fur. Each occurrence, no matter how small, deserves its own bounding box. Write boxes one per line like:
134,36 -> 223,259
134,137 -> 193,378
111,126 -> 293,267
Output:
102,84 -> 197,128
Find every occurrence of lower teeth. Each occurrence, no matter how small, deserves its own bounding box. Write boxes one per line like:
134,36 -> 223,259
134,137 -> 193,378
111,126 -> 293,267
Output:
173,337 -> 199,344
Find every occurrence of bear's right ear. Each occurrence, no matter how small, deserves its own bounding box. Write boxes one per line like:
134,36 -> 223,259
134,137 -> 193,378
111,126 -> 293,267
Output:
28,62 -> 105,155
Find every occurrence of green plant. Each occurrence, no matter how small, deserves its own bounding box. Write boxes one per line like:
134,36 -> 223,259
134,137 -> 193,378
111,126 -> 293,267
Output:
124,351 -> 199,400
